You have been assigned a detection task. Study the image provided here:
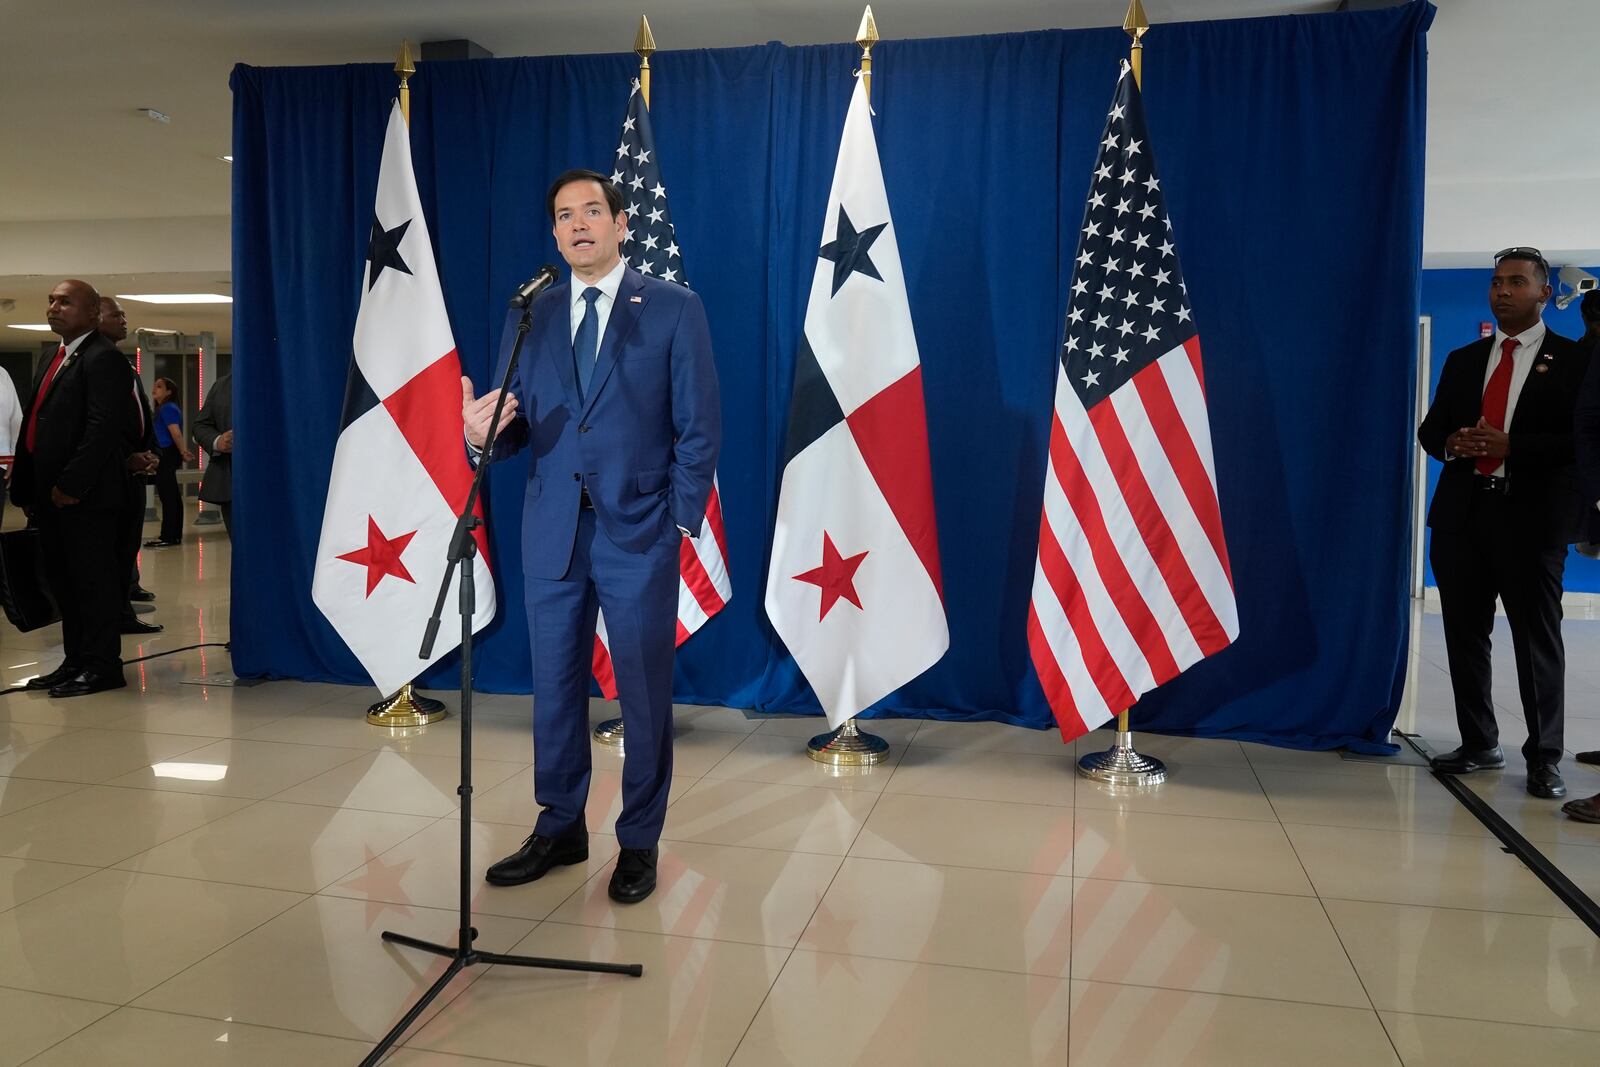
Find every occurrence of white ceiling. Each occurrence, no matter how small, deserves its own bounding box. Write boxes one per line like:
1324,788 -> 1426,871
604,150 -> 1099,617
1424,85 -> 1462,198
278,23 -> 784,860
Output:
1,0 -> 1595,348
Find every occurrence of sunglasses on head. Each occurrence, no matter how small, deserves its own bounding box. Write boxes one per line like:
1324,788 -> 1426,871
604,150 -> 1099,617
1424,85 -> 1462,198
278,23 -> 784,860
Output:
1494,246 -> 1549,274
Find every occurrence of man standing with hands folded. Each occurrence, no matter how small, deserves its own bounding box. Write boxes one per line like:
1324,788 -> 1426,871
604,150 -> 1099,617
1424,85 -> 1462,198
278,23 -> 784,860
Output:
461,169 -> 720,904
11,280 -> 134,697
1419,247 -> 1590,799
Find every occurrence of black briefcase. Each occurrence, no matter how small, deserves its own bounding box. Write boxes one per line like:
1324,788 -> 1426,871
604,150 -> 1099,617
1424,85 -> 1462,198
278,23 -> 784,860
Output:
0,527 -> 60,632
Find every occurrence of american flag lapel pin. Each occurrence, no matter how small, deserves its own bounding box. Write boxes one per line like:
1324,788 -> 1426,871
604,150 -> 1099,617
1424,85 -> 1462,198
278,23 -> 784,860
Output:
630,295 -> 643,303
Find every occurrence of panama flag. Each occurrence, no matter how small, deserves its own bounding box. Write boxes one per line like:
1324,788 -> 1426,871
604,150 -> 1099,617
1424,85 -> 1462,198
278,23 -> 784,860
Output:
764,74 -> 948,729
312,100 -> 495,697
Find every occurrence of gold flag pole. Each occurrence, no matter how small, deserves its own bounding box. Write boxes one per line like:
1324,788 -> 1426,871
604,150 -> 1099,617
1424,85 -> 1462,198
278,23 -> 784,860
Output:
1076,0 -> 1164,786
807,5 -> 889,770
592,15 -> 660,751
368,38 -> 446,731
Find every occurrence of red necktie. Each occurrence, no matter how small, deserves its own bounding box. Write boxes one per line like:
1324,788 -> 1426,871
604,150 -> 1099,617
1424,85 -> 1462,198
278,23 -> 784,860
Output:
24,344 -> 68,452
1476,337 -> 1518,476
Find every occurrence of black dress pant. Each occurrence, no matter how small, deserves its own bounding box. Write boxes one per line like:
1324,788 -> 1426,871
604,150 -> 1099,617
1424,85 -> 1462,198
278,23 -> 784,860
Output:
122,476 -> 147,600
154,445 -> 183,543
1430,489 -> 1565,767
218,501 -> 231,536
36,505 -> 125,679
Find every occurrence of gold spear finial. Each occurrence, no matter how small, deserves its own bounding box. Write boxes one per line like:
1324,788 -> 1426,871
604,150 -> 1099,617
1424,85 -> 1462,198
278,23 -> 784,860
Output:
395,40 -> 416,124
1123,0 -> 1149,87
635,15 -> 656,107
856,5 -> 879,99
1123,0 -> 1150,40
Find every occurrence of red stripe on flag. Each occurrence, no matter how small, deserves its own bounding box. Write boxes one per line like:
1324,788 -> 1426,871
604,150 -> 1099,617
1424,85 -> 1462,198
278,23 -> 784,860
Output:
1027,602 -> 1090,744
1086,395 -> 1229,657
1036,507 -> 1136,714
678,537 -> 726,620
1184,336 -> 1206,395
1047,412 -> 1180,681
845,365 -> 943,598
382,349 -> 491,562
676,618 -> 690,645
1134,358 -> 1234,588
592,636 -> 619,701
704,482 -> 730,565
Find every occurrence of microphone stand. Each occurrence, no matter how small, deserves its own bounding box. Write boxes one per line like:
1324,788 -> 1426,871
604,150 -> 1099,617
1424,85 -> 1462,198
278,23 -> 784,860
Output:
359,289 -> 642,1067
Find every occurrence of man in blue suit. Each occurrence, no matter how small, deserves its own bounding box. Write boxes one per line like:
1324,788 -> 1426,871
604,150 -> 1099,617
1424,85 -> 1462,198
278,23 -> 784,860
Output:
463,170 -> 720,903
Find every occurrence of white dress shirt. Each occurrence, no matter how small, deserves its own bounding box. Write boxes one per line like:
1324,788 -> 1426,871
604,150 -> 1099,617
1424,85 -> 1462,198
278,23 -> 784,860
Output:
569,257 -> 627,351
57,330 -> 93,366
1479,319 -> 1545,478
0,370 -> 20,462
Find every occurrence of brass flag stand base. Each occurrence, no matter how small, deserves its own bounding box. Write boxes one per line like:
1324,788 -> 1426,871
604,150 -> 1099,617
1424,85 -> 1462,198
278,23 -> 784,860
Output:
1077,712 -> 1166,786
367,683 -> 447,728
808,718 -> 889,767
592,717 -> 625,748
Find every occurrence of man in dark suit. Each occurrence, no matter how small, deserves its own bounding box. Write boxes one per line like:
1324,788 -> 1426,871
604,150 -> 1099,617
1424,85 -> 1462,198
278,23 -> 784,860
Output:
1419,248 -> 1591,799
11,280 -> 134,697
463,170 -> 720,903
191,373 -> 232,535
99,296 -> 163,635
1565,301 -> 1600,822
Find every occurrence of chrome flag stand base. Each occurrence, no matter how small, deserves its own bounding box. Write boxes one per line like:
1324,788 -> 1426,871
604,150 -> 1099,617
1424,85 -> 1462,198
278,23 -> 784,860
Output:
368,683 -> 447,728
1077,718 -> 1166,787
808,718 -> 889,767
593,717 -> 625,748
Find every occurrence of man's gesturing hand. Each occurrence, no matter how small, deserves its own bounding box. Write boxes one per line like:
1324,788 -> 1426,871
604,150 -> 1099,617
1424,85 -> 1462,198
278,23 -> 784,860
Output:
462,376 -> 519,449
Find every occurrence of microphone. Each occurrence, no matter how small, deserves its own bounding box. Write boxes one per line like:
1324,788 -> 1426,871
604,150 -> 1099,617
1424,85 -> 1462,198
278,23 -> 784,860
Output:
509,265 -> 560,308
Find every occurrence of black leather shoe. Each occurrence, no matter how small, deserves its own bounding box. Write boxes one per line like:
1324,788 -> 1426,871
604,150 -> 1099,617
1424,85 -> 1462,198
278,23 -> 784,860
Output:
26,664 -> 79,690
129,587 -> 156,602
1528,764 -> 1567,799
608,846 -> 659,904
121,619 -> 164,635
484,828 -> 588,886
1576,751 -> 1600,767
47,671 -> 127,699
142,539 -> 181,548
1430,746 -> 1506,774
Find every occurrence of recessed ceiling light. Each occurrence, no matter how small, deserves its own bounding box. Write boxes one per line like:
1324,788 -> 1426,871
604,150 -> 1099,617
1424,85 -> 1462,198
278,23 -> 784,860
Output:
8,324 -> 53,331
117,294 -> 233,304
218,155 -> 233,163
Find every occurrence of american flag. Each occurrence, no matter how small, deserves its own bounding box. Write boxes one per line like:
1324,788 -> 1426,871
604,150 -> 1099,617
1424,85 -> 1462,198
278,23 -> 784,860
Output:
1028,63 -> 1238,743
592,76 -> 732,699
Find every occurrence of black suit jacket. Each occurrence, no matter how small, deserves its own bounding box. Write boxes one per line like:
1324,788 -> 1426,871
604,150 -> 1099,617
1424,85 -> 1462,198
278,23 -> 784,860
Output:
1575,335 -> 1600,544
129,366 -> 158,454
1418,328 -> 1590,548
10,332 -> 134,512
191,373 -> 231,504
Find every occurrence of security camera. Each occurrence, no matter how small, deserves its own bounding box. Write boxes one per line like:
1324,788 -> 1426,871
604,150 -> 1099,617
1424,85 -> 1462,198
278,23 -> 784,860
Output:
1554,264 -> 1598,310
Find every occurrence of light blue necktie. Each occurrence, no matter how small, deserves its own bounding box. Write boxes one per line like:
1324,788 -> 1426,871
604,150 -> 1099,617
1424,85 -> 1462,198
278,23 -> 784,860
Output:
573,286 -> 602,400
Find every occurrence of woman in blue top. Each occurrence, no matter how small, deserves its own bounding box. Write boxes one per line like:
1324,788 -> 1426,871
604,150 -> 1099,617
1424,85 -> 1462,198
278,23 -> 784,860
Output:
145,377 -> 194,547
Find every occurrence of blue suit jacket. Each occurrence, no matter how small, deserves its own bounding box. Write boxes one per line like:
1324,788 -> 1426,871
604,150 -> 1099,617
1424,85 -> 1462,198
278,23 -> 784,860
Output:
487,266 -> 721,580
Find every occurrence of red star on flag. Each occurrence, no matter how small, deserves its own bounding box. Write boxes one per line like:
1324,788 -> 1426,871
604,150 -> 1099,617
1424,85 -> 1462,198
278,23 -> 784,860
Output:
336,846 -> 417,928
792,532 -> 868,621
337,516 -> 419,597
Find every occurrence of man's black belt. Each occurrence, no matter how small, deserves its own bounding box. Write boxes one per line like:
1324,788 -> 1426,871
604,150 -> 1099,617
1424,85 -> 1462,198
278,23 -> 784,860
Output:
1472,474 -> 1508,493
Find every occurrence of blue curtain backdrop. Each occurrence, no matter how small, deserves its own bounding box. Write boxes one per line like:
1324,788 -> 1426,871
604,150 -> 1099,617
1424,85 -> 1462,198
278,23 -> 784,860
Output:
230,2 -> 1432,751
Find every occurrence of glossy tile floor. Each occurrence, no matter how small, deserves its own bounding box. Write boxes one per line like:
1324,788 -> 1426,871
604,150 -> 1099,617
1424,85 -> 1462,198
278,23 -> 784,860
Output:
0,524 -> 1597,1065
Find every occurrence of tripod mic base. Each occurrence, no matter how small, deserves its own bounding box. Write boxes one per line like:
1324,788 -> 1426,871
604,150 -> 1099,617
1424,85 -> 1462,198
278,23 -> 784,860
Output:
359,928 -> 644,1066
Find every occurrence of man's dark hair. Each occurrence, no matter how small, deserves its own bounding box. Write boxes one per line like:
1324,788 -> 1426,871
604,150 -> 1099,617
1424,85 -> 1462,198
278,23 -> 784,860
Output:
546,169 -> 624,221
1580,288 -> 1600,325
154,376 -> 178,396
